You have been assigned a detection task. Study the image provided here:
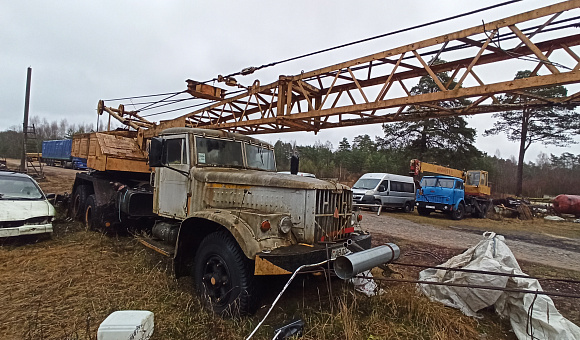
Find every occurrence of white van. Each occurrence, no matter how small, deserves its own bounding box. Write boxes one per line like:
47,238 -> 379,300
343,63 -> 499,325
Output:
352,173 -> 415,212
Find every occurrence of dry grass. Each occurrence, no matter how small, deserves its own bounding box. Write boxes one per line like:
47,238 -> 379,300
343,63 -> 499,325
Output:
385,209 -> 580,239
0,215 -> 514,340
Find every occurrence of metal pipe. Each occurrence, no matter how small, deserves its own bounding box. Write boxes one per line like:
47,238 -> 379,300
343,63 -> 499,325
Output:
334,243 -> 400,279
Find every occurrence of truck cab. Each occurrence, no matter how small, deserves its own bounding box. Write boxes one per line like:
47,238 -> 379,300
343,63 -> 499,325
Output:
415,175 -> 465,220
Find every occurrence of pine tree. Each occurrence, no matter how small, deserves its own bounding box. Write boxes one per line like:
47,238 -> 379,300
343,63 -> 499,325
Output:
484,70 -> 580,196
378,61 -> 481,169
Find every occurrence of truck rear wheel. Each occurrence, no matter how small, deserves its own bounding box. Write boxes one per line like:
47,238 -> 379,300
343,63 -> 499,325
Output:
84,195 -> 103,232
478,203 -> 489,218
192,231 -> 257,316
403,202 -> 413,213
451,203 -> 465,220
72,185 -> 89,219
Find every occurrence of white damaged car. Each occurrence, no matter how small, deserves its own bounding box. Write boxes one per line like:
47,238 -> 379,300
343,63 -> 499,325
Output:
0,172 -> 54,238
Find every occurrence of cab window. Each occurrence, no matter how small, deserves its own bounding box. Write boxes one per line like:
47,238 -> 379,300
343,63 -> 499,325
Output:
165,138 -> 187,164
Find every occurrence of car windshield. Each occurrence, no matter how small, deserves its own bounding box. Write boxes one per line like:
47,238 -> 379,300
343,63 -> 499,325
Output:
0,176 -> 44,200
421,178 -> 438,187
245,144 -> 276,171
352,178 -> 380,190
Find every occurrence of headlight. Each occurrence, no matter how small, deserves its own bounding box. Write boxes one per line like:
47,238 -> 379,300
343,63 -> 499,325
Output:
279,216 -> 292,234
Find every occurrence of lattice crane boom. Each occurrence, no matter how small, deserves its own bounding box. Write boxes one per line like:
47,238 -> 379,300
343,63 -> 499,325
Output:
100,0 -> 580,139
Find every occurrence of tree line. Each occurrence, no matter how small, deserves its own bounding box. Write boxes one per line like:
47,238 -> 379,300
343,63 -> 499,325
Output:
274,137 -> 580,197
0,116 -> 97,159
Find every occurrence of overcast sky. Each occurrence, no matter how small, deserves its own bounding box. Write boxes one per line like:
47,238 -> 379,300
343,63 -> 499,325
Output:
2,1 -> 579,162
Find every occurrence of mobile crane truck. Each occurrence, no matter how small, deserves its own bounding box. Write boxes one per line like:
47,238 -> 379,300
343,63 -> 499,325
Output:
69,86 -> 371,315
409,159 -> 492,220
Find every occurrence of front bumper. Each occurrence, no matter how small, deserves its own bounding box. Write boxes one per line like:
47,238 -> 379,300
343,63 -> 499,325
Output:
416,201 -> 452,211
254,232 -> 372,275
353,194 -> 375,204
0,223 -> 53,238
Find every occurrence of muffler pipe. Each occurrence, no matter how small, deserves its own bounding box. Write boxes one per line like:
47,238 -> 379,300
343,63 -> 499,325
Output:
334,243 -> 400,280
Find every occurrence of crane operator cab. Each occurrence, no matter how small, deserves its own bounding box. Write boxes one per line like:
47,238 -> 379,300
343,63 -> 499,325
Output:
464,170 -> 490,197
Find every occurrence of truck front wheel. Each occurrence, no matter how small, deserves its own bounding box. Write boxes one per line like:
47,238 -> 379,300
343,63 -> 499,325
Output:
417,207 -> 431,216
192,231 -> 258,316
451,203 -> 465,220
72,185 -> 89,219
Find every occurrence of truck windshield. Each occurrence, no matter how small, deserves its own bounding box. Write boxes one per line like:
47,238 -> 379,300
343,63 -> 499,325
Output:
421,177 -> 455,188
466,171 -> 480,186
196,137 -> 243,167
0,176 -> 44,200
245,144 -> 276,171
352,178 -> 380,190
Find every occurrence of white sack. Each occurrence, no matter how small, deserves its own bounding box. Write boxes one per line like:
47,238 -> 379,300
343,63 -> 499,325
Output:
418,232 -> 580,340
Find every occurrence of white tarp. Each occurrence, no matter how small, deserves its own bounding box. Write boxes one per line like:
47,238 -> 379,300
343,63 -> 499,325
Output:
418,232 -> 580,340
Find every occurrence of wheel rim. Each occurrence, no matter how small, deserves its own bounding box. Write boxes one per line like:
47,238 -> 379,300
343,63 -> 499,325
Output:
201,255 -> 232,308
85,205 -> 92,229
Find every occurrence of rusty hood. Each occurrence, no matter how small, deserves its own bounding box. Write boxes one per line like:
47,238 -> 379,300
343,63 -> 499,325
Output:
192,168 -> 349,191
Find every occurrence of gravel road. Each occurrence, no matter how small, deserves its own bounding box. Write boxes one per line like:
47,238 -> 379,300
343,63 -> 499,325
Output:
361,211 -> 580,272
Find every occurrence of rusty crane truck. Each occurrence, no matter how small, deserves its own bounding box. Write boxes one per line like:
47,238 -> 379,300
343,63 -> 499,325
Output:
69,88 -> 370,315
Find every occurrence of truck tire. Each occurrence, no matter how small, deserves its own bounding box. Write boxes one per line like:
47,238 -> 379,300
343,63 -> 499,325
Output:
451,203 -> 465,220
478,203 -> 489,219
84,195 -> 103,232
403,202 -> 413,213
72,185 -> 89,219
417,207 -> 431,216
192,231 -> 257,316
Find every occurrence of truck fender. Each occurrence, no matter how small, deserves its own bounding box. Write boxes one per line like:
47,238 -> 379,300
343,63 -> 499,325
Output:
454,199 -> 465,210
173,210 -> 260,278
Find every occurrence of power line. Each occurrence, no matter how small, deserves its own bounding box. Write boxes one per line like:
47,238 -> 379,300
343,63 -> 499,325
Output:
204,0 -> 523,84
103,91 -> 183,102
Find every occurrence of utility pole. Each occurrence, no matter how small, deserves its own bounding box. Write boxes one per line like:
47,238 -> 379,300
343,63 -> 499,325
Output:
20,67 -> 32,172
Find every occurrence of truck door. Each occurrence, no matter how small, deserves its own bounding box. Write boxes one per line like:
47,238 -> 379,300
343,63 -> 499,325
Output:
157,135 -> 190,219
453,180 -> 465,207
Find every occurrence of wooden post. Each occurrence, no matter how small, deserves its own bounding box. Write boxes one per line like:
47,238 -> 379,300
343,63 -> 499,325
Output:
20,67 -> 32,172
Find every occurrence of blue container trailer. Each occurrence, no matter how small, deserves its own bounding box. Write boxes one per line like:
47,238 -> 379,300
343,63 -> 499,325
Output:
42,139 -> 87,170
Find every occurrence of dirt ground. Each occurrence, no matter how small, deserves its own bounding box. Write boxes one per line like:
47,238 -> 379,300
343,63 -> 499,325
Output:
361,210 -> 580,272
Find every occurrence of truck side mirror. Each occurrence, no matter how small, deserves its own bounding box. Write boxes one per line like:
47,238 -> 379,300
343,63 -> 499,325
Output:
378,185 -> 386,192
149,137 -> 165,167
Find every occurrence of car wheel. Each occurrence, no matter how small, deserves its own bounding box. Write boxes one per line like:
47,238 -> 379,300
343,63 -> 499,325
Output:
417,207 -> 431,216
403,202 -> 412,213
193,231 -> 257,316
451,203 -> 465,220
72,185 -> 89,219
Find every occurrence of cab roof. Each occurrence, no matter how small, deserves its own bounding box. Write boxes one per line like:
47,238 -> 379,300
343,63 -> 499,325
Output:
160,127 -> 273,148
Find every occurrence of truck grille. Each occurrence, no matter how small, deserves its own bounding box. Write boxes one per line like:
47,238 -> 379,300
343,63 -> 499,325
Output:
315,189 -> 353,242
422,195 -> 448,204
